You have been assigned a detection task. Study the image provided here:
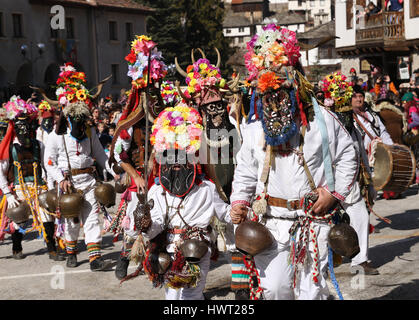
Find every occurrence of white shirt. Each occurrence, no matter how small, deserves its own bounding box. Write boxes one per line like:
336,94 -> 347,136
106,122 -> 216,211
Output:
354,110 -> 394,150
145,179 -> 231,253
44,127 -> 109,185
230,107 -> 358,218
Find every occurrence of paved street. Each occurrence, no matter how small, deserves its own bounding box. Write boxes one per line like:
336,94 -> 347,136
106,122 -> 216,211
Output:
0,184 -> 418,300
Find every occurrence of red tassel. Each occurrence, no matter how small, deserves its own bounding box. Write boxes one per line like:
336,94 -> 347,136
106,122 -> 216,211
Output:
296,92 -> 308,126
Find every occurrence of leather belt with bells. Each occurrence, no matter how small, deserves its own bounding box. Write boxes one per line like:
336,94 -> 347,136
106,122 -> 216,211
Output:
267,195 -> 302,211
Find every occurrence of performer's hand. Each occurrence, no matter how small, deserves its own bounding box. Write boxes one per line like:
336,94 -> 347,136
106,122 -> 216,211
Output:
59,180 -> 72,193
312,187 -> 337,216
134,176 -> 146,194
230,204 -> 248,224
6,194 -> 19,209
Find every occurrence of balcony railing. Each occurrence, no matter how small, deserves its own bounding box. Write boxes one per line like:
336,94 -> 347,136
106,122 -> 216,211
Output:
356,11 -> 405,44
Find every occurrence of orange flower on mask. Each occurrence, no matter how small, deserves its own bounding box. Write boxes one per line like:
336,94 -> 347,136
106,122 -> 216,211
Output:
257,71 -> 282,93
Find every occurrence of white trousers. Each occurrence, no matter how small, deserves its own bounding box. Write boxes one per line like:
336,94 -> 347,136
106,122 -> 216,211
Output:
342,199 -> 370,266
252,218 -> 330,300
64,181 -> 101,244
165,251 -> 211,300
123,191 -> 140,240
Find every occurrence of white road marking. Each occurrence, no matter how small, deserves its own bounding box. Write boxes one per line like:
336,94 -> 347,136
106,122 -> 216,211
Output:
0,264 -> 139,281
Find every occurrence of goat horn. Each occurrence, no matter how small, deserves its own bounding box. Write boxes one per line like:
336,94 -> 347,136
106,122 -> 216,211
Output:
197,48 -> 206,60
215,47 -> 221,69
91,75 -> 112,100
175,57 -> 188,77
191,49 -> 196,65
175,80 -> 191,103
29,86 -> 59,106
227,72 -> 240,92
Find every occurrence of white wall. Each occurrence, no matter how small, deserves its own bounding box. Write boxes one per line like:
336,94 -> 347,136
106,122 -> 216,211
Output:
404,0 -> 419,40
300,47 -> 342,67
223,26 -> 251,38
335,0 -> 356,48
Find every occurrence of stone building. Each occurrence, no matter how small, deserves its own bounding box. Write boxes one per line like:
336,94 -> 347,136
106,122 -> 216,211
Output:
0,0 -> 152,104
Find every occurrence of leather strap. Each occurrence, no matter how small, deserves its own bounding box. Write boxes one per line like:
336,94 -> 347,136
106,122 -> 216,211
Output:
353,113 -> 376,140
71,167 -> 94,176
267,196 -> 302,210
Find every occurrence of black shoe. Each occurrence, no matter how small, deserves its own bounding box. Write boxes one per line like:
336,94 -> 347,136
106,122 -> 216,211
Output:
12,251 -> 24,260
90,257 -> 109,272
49,251 -> 66,261
115,255 -> 130,280
351,261 -> 379,275
234,289 -> 250,300
66,254 -> 78,268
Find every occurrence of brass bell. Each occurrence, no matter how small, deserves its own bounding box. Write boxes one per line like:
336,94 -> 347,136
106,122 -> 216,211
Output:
59,190 -> 84,219
38,191 -> 49,211
94,183 -> 116,208
6,201 -> 30,224
235,220 -> 274,256
157,252 -> 172,274
45,189 -> 58,213
179,239 -> 209,263
328,223 -> 360,259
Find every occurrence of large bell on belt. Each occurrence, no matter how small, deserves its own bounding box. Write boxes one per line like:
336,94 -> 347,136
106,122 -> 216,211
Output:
6,202 -> 30,224
45,189 -> 58,213
59,191 -> 84,219
328,223 -> 360,259
38,191 -> 48,211
235,220 -> 274,256
94,183 -> 116,208
151,252 -> 172,275
179,239 -> 209,263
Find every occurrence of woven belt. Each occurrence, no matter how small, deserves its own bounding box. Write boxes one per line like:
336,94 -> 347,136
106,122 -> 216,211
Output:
267,195 -> 302,211
167,227 -> 187,234
71,167 -> 94,176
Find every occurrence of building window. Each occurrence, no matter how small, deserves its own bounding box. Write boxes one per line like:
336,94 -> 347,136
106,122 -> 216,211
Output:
226,29 -> 231,34
66,17 -> 75,39
238,37 -> 244,43
346,0 -> 353,30
320,0 -> 325,6
125,22 -> 133,42
298,0 -> 303,7
0,12 -> 4,37
109,21 -> 118,41
310,0 -> 315,7
411,0 -> 419,18
238,27 -> 245,32
12,14 -> 23,38
111,64 -> 119,84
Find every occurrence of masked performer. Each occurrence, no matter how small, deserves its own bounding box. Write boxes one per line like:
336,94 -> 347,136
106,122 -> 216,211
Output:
321,73 -> 379,275
106,35 -> 168,280
0,96 -> 63,260
44,100 -> 113,271
229,24 -> 358,300
124,103 -> 230,300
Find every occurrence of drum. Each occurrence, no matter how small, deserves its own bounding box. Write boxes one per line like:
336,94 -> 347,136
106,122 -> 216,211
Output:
371,142 -> 416,192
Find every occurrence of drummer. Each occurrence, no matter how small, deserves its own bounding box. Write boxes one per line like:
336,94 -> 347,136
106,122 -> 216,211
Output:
352,85 -> 394,150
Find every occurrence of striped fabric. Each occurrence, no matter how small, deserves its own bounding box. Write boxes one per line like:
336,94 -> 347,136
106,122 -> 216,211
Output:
87,242 -> 101,262
66,240 -> 78,255
231,252 -> 250,291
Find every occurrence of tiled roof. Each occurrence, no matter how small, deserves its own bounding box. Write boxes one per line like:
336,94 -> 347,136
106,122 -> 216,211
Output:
29,0 -> 153,12
223,12 -> 252,28
231,0 -> 264,4
297,20 -> 335,39
265,11 -> 306,25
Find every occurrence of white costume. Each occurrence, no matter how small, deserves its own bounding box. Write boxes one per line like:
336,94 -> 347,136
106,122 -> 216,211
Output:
144,179 -> 231,300
353,110 -> 393,150
44,128 -> 109,257
230,107 -> 358,300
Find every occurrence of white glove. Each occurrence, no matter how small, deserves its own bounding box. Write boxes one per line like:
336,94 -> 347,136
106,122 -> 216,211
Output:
6,194 -> 19,209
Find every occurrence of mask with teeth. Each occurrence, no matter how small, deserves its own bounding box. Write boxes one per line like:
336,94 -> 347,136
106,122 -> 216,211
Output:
257,87 -> 298,146
201,100 -> 233,148
158,149 -> 196,197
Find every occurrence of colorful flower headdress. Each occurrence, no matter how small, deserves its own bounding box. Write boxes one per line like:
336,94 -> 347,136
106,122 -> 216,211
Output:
321,72 -> 354,108
0,107 -> 8,126
185,58 -> 226,96
55,62 -> 92,107
125,35 -> 168,89
4,95 -> 38,120
160,81 -> 180,107
245,24 -> 301,91
150,104 -> 203,154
